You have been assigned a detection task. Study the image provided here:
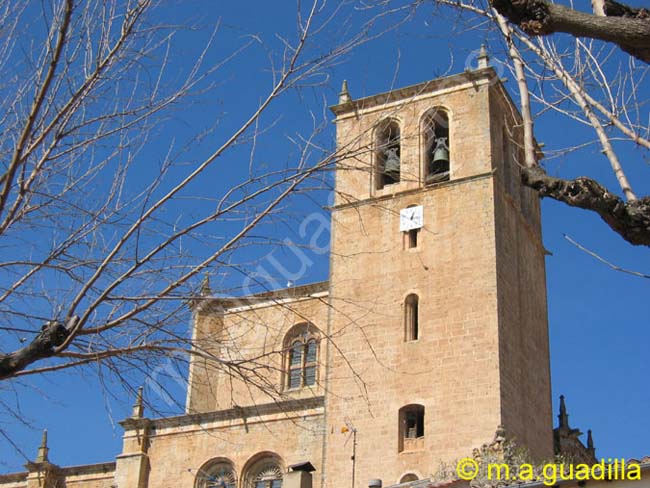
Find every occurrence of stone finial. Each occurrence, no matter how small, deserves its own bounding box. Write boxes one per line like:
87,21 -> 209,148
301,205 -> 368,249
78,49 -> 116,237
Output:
338,80 -> 351,104
586,429 -> 596,459
35,429 -> 49,463
558,394 -> 569,429
131,386 -> 144,419
200,273 -> 211,297
477,44 -> 490,69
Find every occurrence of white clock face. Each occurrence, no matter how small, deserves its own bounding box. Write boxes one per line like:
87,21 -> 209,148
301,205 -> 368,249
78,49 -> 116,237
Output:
399,205 -> 423,231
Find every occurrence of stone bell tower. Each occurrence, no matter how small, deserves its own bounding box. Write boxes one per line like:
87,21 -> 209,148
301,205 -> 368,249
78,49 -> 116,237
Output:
322,64 -> 553,487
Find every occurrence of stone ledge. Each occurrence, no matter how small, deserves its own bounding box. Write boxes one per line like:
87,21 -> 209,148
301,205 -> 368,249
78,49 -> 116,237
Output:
191,281 -> 329,313
332,171 -> 495,211
121,396 -> 325,431
330,68 -> 497,118
0,472 -> 27,483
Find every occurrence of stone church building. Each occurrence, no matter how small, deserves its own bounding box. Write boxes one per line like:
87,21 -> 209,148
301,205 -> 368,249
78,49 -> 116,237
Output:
0,60 -> 598,488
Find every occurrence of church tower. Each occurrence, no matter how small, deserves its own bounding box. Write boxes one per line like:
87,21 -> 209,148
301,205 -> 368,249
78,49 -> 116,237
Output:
323,65 -> 553,486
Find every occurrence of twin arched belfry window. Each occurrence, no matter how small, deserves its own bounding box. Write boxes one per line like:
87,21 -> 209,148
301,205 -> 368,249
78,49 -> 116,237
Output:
374,109 -> 450,189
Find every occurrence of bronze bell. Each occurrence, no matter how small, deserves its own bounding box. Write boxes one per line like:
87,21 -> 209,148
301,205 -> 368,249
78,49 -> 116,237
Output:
383,146 -> 401,180
432,137 -> 449,166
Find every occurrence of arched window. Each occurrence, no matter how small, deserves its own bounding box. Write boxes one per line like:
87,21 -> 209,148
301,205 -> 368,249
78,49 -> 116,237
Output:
399,473 -> 419,484
195,459 -> 237,488
375,119 -> 401,189
284,323 -> 319,390
244,454 -> 283,488
404,294 -> 419,342
422,109 -> 450,184
398,404 -> 425,452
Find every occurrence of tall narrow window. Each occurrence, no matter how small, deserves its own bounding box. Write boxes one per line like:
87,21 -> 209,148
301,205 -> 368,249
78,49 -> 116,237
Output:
288,342 -> 303,389
284,324 -> 319,390
404,294 -> 419,341
422,109 -> 450,184
375,120 -> 401,189
398,404 -> 425,452
304,339 -> 318,386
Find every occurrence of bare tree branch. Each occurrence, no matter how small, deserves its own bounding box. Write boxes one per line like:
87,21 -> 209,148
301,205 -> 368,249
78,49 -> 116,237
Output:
0,317 -> 77,380
0,0 -> 411,395
522,166 -> 650,246
432,0 -> 650,246
564,234 -> 650,278
490,0 -> 650,62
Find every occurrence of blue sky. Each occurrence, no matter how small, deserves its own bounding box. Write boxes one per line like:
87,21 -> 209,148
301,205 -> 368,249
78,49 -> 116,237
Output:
1,0 -> 648,473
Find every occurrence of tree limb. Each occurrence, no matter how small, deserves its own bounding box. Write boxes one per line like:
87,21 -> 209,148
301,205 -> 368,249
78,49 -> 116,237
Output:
491,0 -> 650,62
0,317 -> 77,380
563,234 -> 650,278
522,167 -> 650,246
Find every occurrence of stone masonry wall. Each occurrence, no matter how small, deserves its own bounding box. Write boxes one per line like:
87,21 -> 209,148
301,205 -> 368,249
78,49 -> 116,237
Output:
187,290 -> 329,413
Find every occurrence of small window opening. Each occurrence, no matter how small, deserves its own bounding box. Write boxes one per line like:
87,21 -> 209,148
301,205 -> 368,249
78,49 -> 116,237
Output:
376,120 -> 401,189
404,294 -> 419,341
405,229 -> 418,249
405,411 -> 424,438
423,110 -> 450,184
400,474 -> 419,484
398,404 -> 425,452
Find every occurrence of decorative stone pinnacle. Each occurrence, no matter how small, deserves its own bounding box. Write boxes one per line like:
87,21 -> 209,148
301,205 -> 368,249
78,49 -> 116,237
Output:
338,80 -> 351,104
558,394 -> 569,429
132,386 -> 144,419
200,273 -> 211,297
477,44 -> 490,69
587,429 -> 594,449
36,429 -> 49,463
